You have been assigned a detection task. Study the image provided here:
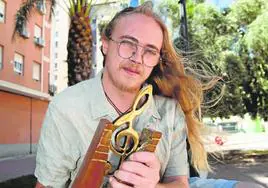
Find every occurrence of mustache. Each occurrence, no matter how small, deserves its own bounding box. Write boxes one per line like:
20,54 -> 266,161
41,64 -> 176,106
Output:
119,60 -> 143,75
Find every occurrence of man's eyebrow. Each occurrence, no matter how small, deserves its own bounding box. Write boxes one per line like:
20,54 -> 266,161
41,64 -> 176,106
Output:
119,35 -> 139,43
119,35 -> 160,52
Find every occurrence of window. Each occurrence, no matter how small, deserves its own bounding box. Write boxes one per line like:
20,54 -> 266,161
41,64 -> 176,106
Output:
54,53 -> 58,59
0,45 -> 3,69
33,62 -> 41,81
54,63 -> 57,69
20,24 -> 30,38
34,25 -> 45,47
34,25 -> 41,39
55,41 -> 58,47
14,53 -> 24,74
0,0 -> 5,23
36,0 -> 46,14
55,10 -> 60,22
54,75 -> 57,81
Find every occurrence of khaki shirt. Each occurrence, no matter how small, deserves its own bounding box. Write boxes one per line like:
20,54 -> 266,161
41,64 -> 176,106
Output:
35,72 -> 188,187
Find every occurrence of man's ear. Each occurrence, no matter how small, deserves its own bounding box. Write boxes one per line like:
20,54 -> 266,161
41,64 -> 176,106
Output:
101,37 -> 109,55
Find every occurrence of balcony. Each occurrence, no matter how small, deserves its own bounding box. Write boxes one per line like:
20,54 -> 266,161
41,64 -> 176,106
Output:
20,27 -> 30,39
34,37 -> 45,47
36,2 -> 46,15
49,84 -> 57,96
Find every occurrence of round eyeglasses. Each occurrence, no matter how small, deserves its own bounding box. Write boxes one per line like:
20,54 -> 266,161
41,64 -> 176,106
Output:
109,37 -> 161,67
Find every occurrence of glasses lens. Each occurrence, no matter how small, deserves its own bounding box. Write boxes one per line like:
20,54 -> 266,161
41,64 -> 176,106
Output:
119,40 -> 137,59
117,39 -> 160,67
143,49 -> 160,67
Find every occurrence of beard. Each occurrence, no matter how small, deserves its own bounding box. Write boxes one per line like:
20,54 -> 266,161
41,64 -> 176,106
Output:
107,60 -> 144,93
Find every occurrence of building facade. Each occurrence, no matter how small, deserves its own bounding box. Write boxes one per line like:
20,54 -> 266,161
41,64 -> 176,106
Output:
49,0 -> 69,94
0,0 -> 51,157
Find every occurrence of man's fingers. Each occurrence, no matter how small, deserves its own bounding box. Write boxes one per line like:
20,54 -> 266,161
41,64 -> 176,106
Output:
129,151 -> 160,169
114,170 -> 143,186
109,176 -> 132,188
120,161 -> 152,178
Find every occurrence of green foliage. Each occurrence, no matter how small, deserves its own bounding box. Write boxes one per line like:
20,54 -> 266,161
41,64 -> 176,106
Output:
159,0 -> 268,120
228,0 -> 267,25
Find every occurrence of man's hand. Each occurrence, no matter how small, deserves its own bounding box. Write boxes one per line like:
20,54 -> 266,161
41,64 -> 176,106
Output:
109,152 -> 160,188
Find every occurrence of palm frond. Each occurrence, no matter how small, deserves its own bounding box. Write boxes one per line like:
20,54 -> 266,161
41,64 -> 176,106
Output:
82,0 -> 86,7
12,0 -> 56,40
12,0 -> 38,39
69,0 -> 75,16
85,0 -> 93,17
77,0 -> 82,13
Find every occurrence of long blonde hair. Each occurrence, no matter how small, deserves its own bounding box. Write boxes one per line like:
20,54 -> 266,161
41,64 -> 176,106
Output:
103,2 -> 219,172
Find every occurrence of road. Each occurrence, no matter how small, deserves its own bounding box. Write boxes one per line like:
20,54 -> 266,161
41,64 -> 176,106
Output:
0,155 -> 35,182
0,132 -> 267,186
209,160 -> 268,187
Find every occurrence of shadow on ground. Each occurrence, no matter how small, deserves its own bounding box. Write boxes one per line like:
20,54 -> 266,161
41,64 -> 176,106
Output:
208,150 -> 268,188
0,175 -> 36,188
0,150 -> 267,187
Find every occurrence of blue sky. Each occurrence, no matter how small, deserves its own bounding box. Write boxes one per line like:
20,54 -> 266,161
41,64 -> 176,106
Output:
129,0 -> 139,7
206,0 -> 234,8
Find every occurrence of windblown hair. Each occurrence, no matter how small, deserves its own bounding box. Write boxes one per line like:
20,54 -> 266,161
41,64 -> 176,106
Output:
102,1 -> 220,172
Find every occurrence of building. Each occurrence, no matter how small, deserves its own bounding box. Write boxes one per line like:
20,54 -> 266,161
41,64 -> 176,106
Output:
0,0 -> 51,157
49,0 -> 69,94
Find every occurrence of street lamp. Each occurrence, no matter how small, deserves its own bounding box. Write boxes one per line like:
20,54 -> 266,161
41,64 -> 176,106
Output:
178,0 -> 189,52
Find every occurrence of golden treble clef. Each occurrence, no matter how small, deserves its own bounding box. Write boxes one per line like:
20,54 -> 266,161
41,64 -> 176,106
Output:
110,84 -> 153,161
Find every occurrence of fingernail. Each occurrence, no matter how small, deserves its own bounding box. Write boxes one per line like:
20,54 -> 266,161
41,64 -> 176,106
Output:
114,170 -> 118,176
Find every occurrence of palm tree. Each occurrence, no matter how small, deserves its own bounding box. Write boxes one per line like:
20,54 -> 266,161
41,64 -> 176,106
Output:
13,0 -> 93,86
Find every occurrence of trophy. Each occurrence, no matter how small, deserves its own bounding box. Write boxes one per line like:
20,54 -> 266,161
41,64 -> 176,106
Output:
72,85 -> 162,187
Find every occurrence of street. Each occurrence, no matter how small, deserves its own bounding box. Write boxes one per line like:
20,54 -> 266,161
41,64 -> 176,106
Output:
0,155 -> 35,182
209,160 -> 268,187
0,152 -> 267,187
0,133 -> 267,186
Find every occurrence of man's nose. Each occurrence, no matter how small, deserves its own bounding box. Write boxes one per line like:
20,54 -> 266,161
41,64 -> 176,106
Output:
130,47 -> 143,64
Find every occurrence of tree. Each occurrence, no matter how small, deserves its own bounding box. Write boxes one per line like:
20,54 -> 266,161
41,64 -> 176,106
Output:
66,0 -> 93,86
159,0 -> 268,120
13,0 -> 94,86
227,0 -> 268,120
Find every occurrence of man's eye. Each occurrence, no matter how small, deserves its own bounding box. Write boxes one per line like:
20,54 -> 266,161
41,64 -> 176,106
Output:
121,40 -> 136,47
145,49 -> 158,56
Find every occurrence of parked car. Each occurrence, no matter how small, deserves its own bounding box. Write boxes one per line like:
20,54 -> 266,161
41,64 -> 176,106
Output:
217,122 -> 239,133
205,122 -> 221,132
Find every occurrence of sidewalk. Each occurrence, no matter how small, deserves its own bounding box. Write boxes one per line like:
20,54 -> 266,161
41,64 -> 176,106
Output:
208,151 -> 268,187
0,155 -> 36,182
0,152 -> 267,187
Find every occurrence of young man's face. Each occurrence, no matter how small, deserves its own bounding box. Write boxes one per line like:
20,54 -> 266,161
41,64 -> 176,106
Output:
102,13 -> 163,93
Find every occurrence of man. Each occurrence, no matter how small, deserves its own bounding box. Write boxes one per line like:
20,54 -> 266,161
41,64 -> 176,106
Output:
35,2 -> 263,188
35,2 -> 189,187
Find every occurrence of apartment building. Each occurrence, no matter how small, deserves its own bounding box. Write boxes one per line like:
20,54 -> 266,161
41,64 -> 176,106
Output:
0,0 -> 51,157
49,1 -> 69,94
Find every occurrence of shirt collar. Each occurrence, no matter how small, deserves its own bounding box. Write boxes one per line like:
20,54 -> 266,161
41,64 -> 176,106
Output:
90,70 -> 161,120
90,71 -> 115,119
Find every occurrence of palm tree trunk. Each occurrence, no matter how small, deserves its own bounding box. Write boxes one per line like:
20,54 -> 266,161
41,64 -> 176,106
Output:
67,1 -> 93,86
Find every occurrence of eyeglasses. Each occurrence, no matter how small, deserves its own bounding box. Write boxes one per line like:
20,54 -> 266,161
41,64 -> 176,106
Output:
109,37 -> 161,67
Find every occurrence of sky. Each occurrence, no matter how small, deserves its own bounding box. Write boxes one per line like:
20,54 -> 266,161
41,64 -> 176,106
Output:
129,0 -> 139,7
130,0 -> 235,8
206,0 -> 234,8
